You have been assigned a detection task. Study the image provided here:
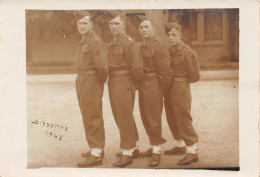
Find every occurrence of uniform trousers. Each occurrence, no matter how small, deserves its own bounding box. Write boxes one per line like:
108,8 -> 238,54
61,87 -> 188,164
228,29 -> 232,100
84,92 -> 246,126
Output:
76,74 -> 105,148
139,76 -> 166,145
108,74 -> 139,149
164,81 -> 199,146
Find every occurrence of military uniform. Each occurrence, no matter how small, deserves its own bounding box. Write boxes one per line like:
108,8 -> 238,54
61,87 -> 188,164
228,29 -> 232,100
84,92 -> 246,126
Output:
108,32 -> 143,150
76,31 -> 109,149
139,37 -> 172,146
164,41 -> 200,148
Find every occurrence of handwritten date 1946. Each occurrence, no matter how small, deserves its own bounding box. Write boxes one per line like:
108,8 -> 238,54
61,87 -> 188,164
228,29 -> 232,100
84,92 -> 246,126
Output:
46,131 -> 63,141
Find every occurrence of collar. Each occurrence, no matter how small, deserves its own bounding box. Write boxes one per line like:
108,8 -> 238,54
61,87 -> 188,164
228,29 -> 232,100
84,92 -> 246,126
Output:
141,36 -> 156,48
169,41 -> 184,54
112,32 -> 127,45
80,31 -> 95,44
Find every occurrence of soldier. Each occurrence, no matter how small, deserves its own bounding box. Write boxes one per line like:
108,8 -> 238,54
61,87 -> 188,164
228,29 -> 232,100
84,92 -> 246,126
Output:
107,11 -> 143,167
75,11 -> 109,167
163,22 -> 200,165
137,18 -> 172,167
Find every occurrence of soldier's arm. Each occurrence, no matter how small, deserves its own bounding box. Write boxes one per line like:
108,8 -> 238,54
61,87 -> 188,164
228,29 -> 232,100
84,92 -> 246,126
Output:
73,46 -> 80,69
155,44 -> 173,92
89,40 -> 109,83
125,40 -> 144,83
183,48 -> 200,83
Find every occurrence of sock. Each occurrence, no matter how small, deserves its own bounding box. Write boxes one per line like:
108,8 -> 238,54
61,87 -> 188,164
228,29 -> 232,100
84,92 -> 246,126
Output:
186,143 -> 198,154
91,148 -> 102,157
152,145 -> 161,154
175,139 -> 185,147
122,148 -> 135,156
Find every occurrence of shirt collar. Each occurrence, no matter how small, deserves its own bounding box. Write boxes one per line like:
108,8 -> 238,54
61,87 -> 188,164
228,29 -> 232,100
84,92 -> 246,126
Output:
80,31 -> 95,44
169,41 -> 184,54
141,36 -> 156,48
112,32 -> 127,45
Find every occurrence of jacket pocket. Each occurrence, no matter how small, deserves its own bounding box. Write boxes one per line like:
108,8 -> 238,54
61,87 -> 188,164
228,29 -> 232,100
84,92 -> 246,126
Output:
112,45 -> 124,55
173,55 -> 186,74
173,55 -> 183,65
109,46 -> 126,65
142,47 -> 154,57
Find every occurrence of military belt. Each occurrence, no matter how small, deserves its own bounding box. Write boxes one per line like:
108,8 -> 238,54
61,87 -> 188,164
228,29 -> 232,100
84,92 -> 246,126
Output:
172,76 -> 189,82
109,70 -> 130,76
144,72 -> 158,77
78,70 -> 97,75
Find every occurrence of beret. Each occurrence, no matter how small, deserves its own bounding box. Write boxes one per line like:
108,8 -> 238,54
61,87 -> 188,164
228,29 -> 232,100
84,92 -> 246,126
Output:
164,22 -> 181,34
76,11 -> 92,21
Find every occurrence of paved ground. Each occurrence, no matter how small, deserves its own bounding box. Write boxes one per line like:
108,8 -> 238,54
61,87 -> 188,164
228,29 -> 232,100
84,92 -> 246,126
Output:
27,73 -> 239,169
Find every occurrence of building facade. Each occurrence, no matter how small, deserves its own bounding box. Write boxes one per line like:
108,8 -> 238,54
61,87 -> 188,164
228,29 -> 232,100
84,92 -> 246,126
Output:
26,9 -> 239,71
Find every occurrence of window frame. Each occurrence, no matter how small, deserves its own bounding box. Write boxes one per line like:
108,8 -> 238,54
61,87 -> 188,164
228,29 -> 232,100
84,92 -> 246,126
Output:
191,10 -> 227,46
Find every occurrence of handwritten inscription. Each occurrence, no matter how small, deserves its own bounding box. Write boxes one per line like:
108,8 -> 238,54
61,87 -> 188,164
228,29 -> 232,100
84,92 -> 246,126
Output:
32,119 -> 69,131
46,131 -> 63,141
32,119 -> 69,141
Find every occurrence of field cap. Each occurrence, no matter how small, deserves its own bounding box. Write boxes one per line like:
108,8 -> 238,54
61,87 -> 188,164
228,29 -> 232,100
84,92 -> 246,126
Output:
137,15 -> 154,24
164,22 -> 181,34
76,11 -> 92,21
107,10 -> 123,21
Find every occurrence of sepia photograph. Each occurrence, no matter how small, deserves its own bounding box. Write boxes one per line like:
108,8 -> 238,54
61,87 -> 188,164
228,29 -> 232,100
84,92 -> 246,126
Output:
26,8 -> 240,170
0,0 -> 260,176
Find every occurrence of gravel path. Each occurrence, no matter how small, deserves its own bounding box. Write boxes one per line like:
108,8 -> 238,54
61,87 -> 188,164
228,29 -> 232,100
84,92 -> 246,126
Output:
27,77 -> 239,169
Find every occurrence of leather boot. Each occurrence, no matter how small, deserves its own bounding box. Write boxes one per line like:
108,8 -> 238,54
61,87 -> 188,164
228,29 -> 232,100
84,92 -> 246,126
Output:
139,148 -> 153,158
178,153 -> 198,165
113,155 -> 133,167
149,153 -> 160,167
77,155 -> 103,167
164,146 -> 186,155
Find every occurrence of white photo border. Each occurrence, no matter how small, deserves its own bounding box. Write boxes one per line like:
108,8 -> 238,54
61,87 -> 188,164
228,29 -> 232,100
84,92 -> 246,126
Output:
0,1 -> 259,177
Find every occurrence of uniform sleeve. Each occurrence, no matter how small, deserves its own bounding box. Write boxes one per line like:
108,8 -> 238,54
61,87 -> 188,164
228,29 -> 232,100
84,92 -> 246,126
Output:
125,40 -> 144,83
89,40 -> 109,83
74,45 -> 81,68
155,44 -> 173,92
183,49 -> 200,83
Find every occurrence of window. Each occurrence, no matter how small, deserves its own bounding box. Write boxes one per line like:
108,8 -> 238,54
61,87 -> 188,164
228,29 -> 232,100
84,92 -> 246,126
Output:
190,9 -> 227,46
189,10 -> 198,40
204,10 -> 223,40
